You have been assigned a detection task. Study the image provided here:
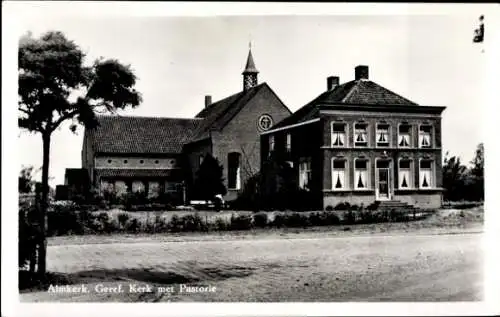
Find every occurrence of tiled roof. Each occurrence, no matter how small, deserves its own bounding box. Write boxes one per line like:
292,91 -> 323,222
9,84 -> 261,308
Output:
95,169 -> 182,178
271,79 -> 420,130
191,83 -> 269,140
91,115 -> 202,154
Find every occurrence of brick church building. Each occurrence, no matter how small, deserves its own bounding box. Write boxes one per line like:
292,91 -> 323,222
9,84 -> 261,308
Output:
77,48 -> 292,202
260,65 -> 446,209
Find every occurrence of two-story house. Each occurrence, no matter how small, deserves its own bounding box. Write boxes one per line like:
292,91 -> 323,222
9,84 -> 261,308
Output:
261,65 -> 446,209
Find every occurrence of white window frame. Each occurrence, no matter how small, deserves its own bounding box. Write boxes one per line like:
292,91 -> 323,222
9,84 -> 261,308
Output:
418,158 -> 435,189
299,158 -> 312,190
331,157 -> 348,191
398,123 -> 412,148
376,123 -> 391,148
331,121 -> 348,148
418,124 -> 433,149
354,158 -> 370,190
398,158 -> 414,189
354,122 -> 369,147
286,133 -> 292,152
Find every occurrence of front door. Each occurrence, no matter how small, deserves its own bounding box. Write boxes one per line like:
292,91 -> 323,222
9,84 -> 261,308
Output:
377,168 -> 390,200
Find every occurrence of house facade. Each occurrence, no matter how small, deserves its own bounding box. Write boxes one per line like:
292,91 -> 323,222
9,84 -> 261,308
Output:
261,65 -> 446,209
79,48 -> 291,202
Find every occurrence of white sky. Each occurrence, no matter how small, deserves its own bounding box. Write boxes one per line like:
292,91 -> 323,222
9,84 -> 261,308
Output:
10,4 -> 488,187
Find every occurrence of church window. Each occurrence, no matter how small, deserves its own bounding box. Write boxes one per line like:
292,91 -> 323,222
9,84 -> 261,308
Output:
228,152 -> 241,190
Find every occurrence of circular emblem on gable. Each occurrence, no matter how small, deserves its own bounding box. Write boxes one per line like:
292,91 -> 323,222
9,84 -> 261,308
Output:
257,114 -> 273,131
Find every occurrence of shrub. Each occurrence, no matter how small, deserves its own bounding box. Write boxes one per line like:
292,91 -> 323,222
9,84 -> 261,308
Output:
366,201 -> 380,211
252,213 -> 268,228
342,210 -> 356,224
284,212 -> 310,228
325,205 -> 334,212
126,218 -> 140,233
213,217 -> 229,231
153,214 -> 168,233
169,214 -> 183,232
230,214 -> 253,231
322,211 -> 341,226
117,213 -> 130,229
19,204 -> 38,270
271,214 -> 286,228
180,213 -> 207,232
334,202 -> 351,210
389,209 -> 409,222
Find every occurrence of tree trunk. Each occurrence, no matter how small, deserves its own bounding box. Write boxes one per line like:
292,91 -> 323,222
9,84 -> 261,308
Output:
37,133 -> 51,277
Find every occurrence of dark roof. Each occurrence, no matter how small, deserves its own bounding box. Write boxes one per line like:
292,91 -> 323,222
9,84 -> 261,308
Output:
191,82 -> 273,141
95,169 -> 182,178
91,115 -> 202,154
270,79 -> 425,131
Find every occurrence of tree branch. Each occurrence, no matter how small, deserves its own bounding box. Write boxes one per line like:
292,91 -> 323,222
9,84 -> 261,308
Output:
48,109 -> 79,132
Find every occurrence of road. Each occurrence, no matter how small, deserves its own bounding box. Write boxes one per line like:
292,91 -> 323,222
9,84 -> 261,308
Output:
20,232 -> 483,302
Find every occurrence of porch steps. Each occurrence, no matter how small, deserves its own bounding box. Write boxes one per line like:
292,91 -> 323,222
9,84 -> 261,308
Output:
377,200 -> 420,216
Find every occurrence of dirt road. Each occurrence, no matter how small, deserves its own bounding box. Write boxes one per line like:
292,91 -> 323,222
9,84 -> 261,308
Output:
20,232 -> 483,302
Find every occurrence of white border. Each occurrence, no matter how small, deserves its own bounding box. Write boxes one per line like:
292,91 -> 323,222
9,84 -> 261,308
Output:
3,2 -> 500,317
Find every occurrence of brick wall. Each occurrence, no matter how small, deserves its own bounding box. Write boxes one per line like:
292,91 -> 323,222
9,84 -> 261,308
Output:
212,84 -> 291,201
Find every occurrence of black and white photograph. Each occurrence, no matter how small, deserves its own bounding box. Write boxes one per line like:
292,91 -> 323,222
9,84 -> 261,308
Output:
2,1 -> 500,316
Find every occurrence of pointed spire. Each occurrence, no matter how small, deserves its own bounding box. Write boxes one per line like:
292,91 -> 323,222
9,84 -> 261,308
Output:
243,43 -> 259,74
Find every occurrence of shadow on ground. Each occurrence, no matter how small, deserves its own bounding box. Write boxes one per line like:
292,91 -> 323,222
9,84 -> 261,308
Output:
19,264 -> 258,293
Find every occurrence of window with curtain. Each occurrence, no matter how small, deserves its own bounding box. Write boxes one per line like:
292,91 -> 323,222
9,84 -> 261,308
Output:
398,124 -> 411,147
269,135 -> 275,152
332,159 -> 347,190
419,125 -> 432,148
228,152 -> 241,190
354,159 -> 369,189
331,122 -> 346,147
299,159 -> 312,190
286,133 -> 292,152
376,124 -> 390,147
419,160 -> 433,188
399,159 -> 413,189
354,123 -> 368,147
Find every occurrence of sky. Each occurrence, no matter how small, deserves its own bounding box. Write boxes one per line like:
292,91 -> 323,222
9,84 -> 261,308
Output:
9,4 -> 489,187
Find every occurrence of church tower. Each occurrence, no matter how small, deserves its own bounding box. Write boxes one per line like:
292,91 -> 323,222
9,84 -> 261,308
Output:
242,44 -> 259,91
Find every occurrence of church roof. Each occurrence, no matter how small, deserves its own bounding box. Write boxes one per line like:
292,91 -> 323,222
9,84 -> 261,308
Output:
191,82 -> 272,141
270,79 -> 426,131
90,115 -> 202,154
242,49 -> 259,74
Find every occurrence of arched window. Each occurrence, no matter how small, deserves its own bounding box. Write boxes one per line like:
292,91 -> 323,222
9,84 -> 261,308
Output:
228,152 -> 241,190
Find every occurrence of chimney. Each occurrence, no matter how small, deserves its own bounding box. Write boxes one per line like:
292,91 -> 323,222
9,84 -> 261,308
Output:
204,95 -> 212,108
355,65 -> 369,80
327,76 -> 339,90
